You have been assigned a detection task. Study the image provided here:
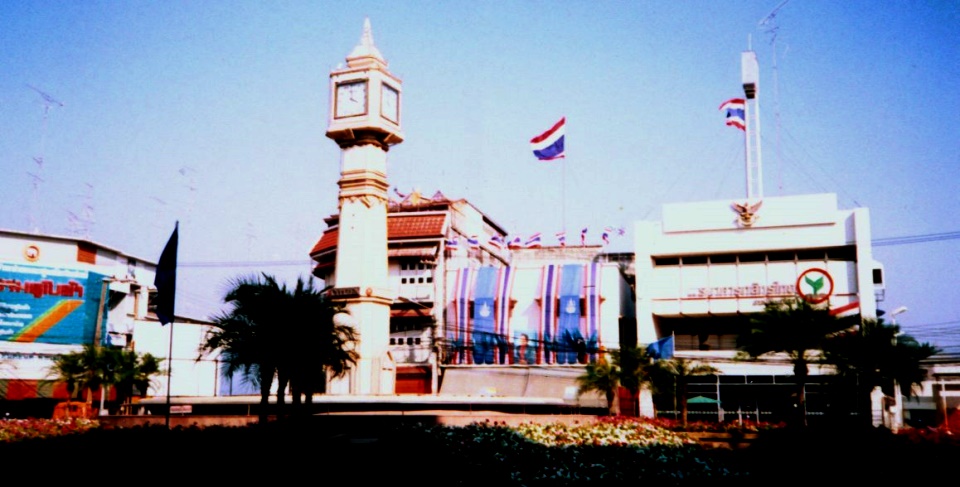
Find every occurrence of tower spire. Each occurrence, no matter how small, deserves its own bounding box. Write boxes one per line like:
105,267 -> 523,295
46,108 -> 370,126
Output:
347,17 -> 386,68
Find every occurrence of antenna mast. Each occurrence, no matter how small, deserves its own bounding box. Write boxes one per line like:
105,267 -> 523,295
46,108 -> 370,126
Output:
26,85 -> 64,232
67,182 -> 96,238
760,0 -> 789,195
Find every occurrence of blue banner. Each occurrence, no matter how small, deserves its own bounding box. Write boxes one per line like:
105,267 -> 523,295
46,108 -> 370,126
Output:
0,263 -> 106,345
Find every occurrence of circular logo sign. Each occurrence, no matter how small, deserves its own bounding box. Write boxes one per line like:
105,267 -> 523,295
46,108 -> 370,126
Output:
796,268 -> 834,304
23,244 -> 40,262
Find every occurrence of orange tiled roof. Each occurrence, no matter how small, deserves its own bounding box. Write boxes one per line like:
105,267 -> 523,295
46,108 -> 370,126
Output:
389,213 -> 446,239
309,228 -> 339,256
309,213 -> 447,257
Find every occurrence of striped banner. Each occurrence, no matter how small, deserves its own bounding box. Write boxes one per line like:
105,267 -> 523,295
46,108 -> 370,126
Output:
472,267 -> 498,365
451,267 -> 474,365
539,264 -> 559,364
495,266 -> 515,364
557,264 -> 584,364
585,262 -> 602,362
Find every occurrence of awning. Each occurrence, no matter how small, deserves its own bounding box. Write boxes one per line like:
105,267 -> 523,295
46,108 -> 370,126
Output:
687,395 -> 721,404
0,380 -> 71,400
387,246 -> 437,259
390,308 -> 434,319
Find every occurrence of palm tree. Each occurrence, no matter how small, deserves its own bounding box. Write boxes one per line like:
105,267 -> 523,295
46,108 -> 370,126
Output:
821,318 -> 939,428
577,351 -> 621,415
111,349 -> 163,412
737,297 -> 850,427
48,344 -> 112,405
200,273 -> 359,422
201,274 -> 286,422
576,346 -> 653,416
653,358 -> 719,427
48,345 -> 162,414
282,279 -> 358,416
48,350 -> 86,402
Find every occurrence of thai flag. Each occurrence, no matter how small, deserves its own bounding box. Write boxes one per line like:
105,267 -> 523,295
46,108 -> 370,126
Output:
719,98 -> 746,131
507,236 -> 523,249
530,117 -> 566,161
525,233 -> 542,248
580,227 -> 588,245
446,236 -> 459,251
602,227 -> 612,245
489,235 -> 505,249
467,235 -> 480,249
555,231 -> 566,247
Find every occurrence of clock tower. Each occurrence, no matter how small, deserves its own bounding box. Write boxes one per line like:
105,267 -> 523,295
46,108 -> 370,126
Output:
326,19 -> 403,395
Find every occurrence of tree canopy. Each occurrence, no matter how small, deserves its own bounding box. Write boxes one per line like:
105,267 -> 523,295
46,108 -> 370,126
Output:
48,344 -> 163,411
200,273 -> 358,422
737,297 -> 851,427
577,346 -> 654,416
821,317 -> 939,426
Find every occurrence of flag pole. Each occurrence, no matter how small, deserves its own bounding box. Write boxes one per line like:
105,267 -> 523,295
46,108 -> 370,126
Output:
165,318 -> 174,428
154,221 -> 179,428
562,151 -> 566,234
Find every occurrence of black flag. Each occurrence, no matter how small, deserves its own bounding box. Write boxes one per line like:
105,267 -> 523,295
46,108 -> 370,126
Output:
154,222 -> 178,325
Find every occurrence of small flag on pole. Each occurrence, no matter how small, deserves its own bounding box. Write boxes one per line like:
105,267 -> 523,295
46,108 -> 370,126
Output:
489,235 -> 505,250
646,336 -> 675,360
530,117 -> 566,161
580,227 -> 588,246
555,231 -> 566,247
525,233 -> 542,248
602,227 -> 612,246
467,235 -> 480,249
154,222 -> 178,326
719,98 -> 746,131
446,236 -> 459,251
507,236 -> 523,249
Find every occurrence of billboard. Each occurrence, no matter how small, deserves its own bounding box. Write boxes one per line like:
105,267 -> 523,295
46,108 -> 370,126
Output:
0,262 -> 107,345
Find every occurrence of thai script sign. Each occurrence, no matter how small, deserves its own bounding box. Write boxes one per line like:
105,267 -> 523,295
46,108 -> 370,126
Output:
0,263 -> 106,345
687,282 -> 796,299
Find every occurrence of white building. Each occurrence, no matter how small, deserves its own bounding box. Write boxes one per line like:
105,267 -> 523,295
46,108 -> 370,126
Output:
633,193 -> 885,422
310,193 -> 632,404
0,229 -> 217,417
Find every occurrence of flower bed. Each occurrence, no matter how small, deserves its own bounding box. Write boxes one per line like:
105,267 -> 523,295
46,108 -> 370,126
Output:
385,417 -> 746,483
644,417 -> 786,433
0,418 -> 99,443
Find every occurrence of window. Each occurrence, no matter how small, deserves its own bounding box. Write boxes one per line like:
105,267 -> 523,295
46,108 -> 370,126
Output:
77,242 -> 97,264
398,259 -> 435,301
797,249 -> 825,261
653,257 -> 680,266
767,251 -> 794,262
826,246 -> 856,261
710,254 -> 737,264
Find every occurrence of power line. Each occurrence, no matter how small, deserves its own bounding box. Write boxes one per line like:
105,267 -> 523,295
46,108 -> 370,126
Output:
180,259 -> 314,268
177,229 -> 960,269
873,231 -> 960,247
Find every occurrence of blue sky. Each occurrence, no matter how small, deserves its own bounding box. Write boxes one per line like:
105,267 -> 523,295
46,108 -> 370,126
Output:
1,1 -> 958,352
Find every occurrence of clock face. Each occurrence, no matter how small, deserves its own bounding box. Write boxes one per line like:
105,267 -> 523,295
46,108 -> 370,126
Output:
335,80 -> 367,118
381,84 -> 399,123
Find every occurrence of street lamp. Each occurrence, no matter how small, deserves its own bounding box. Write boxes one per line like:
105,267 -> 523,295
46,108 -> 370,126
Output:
890,306 -> 908,322
889,306 -> 908,431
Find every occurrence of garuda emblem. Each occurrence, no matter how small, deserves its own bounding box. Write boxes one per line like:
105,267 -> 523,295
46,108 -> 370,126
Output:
731,200 -> 763,227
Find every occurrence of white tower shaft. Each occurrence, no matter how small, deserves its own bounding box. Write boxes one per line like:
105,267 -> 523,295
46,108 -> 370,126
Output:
742,51 -> 763,200
326,19 -> 403,395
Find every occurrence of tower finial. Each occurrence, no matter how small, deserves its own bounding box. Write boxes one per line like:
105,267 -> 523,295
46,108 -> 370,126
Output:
346,17 -> 386,67
361,17 -> 374,47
